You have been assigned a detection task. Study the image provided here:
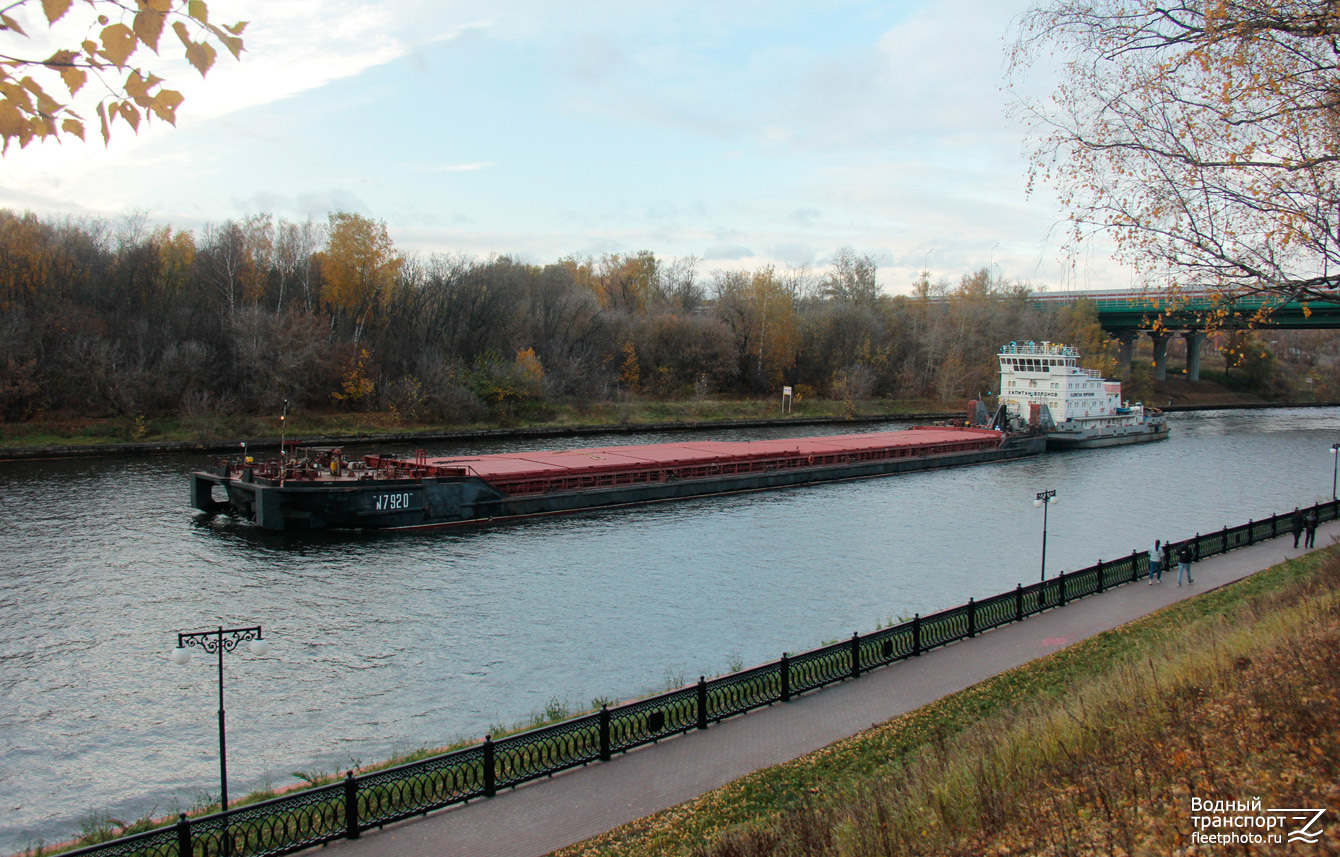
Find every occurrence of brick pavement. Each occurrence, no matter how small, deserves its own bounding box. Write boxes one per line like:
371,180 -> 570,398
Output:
318,520 -> 1338,857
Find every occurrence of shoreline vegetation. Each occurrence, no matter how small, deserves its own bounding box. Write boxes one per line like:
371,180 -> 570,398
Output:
20,544 -> 1340,856
2,387 -> 1336,461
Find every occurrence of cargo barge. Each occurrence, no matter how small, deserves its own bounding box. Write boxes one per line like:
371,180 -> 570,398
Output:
190,426 -> 1044,532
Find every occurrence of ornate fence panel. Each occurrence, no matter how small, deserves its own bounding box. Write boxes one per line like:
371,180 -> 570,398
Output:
356,744 -> 486,829
918,603 -> 969,650
184,783 -> 347,857
862,624 -> 915,670
973,590 -> 1019,633
493,714 -> 602,790
787,640 -> 851,695
706,661 -> 782,722
607,685 -> 698,754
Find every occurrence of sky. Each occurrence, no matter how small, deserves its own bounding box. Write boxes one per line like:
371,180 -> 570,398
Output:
0,0 -> 1134,295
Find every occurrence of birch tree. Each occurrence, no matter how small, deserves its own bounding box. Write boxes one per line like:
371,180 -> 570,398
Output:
1010,0 -> 1340,308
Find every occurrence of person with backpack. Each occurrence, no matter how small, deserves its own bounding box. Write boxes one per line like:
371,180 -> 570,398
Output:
1304,509 -> 1319,549
1148,539 -> 1163,584
1177,542 -> 1194,586
1290,508 -> 1304,548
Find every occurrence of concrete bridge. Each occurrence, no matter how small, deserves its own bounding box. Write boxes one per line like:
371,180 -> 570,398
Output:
1030,288 -> 1340,381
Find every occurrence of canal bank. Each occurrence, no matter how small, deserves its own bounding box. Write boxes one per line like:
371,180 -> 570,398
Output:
2,400 -> 1337,462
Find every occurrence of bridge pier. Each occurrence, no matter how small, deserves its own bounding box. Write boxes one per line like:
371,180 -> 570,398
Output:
1117,332 -> 1137,373
1183,330 -> 1206,381
1149,332 -> 1170,381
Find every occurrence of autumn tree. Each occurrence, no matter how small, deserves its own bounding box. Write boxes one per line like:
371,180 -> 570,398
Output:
1010,0 -> 1340,307
713,266 -> 799,390
0,0 -> 246,151
820,247 -> 882,303
320,211 -> 401,343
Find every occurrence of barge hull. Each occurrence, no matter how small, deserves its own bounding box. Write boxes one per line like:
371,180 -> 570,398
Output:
191,431 -> 1045,532
192,429 -> 1044,532
1044,422 -> 1170,450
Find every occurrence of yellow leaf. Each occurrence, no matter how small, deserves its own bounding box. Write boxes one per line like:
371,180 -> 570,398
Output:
224,21 -> 247,36
41,0 -> 72,25
187,0 -> 208,23
133,6 -> 167,53
173,21 -> 216,76
118,101 -> 140,132
19,77 -> 61,116
0,14 -> 27,37
43,49 -> 85,97
61,117 -> 83,139
149,88 -> 183,124
96,100 -> 110,144
0,101 -> 27,151
99,23 -> 139,68
123,70 -> 162,106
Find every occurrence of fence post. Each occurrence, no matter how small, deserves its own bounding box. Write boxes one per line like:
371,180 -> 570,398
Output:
175,813 -> 191,857
967,598 -> 976,637
599,705 -> 611,762
1058,570 -> 1067,606
1248,519 -> 1255,546
780,653 -> 791,702
1096,559 -> 1105,592
912,613 -> 921,656
483,735 -> 496,797
1194,533 -> 1202,561
1221,524 -> 1229,554
1272,514 -> 1278,537
1130,549 -> 1140,584
1015,584 -> 1023,621
696,676 -> 708,729
343,771 -> 359,839
850,632 -> 861,678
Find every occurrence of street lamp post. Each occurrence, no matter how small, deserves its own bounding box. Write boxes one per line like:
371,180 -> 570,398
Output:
1331,443 -> 1339,500
1034,489 -> 1058,581
170,625 -> 269,812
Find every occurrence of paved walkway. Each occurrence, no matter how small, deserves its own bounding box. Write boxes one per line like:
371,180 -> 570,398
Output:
319,521 -> 1339,857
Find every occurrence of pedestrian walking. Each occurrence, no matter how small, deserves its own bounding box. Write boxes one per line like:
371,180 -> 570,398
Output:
1291,508 -> 1304,548
1304,509 -> 1318,549
1177,542 -> 1194,586
1148,539 -> 1162,584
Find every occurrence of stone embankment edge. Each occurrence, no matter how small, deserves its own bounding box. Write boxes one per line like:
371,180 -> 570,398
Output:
1,401 -> 1335,462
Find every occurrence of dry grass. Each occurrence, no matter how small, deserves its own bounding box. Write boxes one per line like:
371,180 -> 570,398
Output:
554,547 -> 1340,857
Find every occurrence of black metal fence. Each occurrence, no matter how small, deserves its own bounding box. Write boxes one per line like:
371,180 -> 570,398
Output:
61,499 -> 1339,857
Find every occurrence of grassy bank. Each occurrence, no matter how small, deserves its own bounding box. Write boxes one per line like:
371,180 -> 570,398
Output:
552,545 -> 1340,856
0,397 -> 952,449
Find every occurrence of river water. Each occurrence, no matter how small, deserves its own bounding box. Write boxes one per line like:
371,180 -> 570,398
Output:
1,407 -> 1337,852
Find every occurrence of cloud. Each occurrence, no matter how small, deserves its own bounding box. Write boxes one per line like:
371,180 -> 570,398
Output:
703,243 -> 754,261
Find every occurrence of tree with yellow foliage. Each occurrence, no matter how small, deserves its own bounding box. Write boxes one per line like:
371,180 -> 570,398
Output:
0,0 -> 246,151
320,211 -> 401,343
1010,0 -> 1340,307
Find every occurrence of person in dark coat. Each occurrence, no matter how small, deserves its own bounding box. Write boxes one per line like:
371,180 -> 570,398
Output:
1304,509 -> 1319,549
1291,508 -> 1304,548
1177,542 -> 1194,586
